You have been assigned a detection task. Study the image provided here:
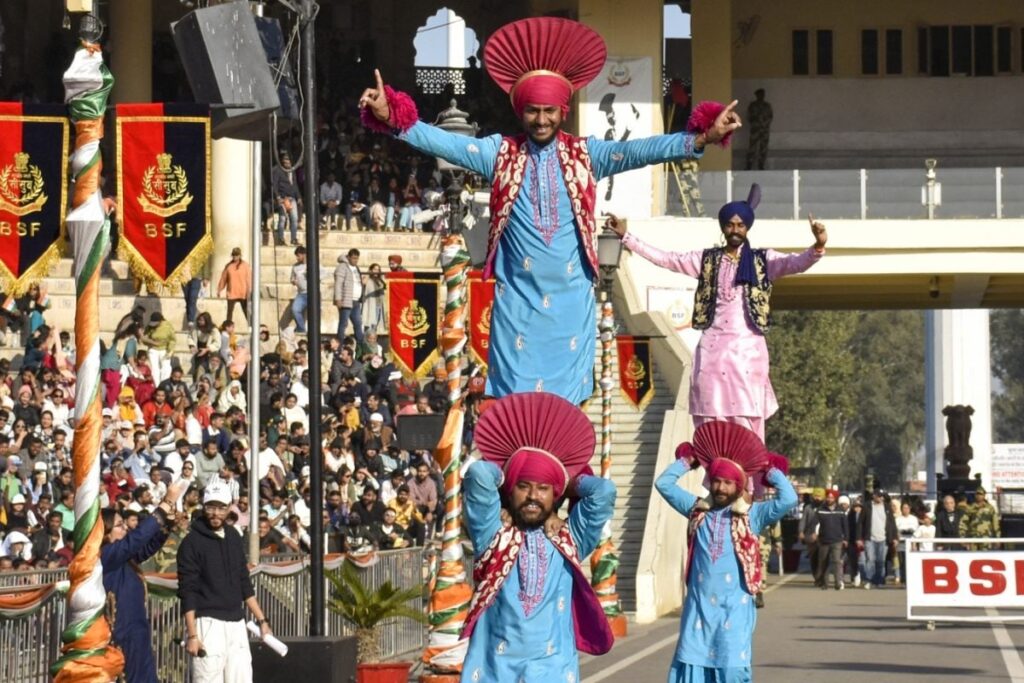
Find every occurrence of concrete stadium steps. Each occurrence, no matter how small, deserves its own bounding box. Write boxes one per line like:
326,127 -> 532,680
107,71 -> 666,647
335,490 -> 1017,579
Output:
583,346 -> 674,613
260,230 -> 443,272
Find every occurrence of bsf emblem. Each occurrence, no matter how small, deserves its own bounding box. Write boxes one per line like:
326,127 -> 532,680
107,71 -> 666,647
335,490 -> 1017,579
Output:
0,152 -> 47,216
139,152 -> 193,217
398,299 -> 430,337
476,302 -> 492,336
624,354 -> 646,382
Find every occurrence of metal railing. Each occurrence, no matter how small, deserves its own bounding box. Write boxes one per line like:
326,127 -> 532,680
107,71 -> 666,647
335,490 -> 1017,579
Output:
669,165 -> 1024,220
0,548 -> 428,683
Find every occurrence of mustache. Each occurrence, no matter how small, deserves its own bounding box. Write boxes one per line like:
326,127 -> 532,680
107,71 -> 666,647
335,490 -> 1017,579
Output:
517,499 -> 544,511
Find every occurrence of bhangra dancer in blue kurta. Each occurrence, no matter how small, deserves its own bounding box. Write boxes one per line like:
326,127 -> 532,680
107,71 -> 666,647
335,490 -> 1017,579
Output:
359,17 -> 740,404
461,392 -> 617,683
655,422 -> 797,682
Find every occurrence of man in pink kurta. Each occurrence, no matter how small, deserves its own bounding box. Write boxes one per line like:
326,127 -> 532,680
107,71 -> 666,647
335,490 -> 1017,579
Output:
609,187 -> 827,440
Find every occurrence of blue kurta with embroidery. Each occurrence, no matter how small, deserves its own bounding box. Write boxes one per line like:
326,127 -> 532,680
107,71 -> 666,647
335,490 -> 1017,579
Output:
461,460 -> 616,683
654,461 -> 796,682
401,121 -> 702,404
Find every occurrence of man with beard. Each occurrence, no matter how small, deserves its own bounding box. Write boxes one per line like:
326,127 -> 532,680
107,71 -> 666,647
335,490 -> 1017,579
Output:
610,189 -> 826,439
655,421 -> 796,681
460,392 -> 616,683
360,17 -> 738,405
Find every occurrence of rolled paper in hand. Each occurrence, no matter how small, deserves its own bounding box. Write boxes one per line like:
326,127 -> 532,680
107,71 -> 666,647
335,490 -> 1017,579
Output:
247,620 -> 289,657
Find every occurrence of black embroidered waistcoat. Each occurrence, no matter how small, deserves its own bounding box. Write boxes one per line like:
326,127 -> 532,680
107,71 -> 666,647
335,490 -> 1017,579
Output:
691,247 -> 773,333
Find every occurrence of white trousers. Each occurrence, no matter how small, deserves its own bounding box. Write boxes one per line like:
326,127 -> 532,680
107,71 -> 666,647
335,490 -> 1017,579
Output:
147,348 -> 171,385
191,617 -> 253,683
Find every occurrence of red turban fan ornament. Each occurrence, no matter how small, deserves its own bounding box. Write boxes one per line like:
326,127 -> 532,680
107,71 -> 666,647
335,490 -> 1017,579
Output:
483,17 -> 607,117
675,421 -> 780,491
474,392 -> 596,498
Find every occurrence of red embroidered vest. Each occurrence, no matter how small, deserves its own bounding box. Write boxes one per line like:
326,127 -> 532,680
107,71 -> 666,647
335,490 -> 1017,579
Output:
687,505 -> 764,595
483,131 -> 599,280
462,524 -> 614,655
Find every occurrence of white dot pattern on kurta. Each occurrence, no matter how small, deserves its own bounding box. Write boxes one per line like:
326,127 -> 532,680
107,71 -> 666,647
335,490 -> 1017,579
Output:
467,143 -> 479,153
496,641 -> 506,654
558,596 -> 565,612
516,334 -> 525,350
569,336 -> 577,350
542,294 -> 551,308
523,257 -> 532,271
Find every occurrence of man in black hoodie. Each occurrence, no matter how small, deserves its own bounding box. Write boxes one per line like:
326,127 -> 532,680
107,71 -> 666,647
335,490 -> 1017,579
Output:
815,490 -> 849,590
178,483 -> 272,682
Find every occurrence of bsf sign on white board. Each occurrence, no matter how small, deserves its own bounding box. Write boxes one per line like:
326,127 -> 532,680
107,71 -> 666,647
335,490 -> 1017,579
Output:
907,551 -> 1024,608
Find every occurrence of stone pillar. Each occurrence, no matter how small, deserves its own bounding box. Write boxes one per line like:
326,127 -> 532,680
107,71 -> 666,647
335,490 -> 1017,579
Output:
924,309 -> 993,494
211,138 -> 257,299
690,0 -> 732,171
109,0 -> 152,102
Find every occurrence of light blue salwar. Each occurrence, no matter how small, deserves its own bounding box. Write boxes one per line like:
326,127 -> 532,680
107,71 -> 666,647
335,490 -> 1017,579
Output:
460,460 -> 615,683
400,121 -> 702,404
655,461 -> 797,682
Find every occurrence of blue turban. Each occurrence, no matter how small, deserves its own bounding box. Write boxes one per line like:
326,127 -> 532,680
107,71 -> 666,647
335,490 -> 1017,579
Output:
717,184 -> 761,287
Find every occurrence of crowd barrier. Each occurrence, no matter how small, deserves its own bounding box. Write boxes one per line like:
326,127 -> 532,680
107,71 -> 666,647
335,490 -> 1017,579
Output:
0,547 -> 427,683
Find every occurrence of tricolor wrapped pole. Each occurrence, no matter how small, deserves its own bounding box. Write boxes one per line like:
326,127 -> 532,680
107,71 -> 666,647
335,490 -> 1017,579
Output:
51,40 -> 123,682
591,295 -> 625,631
421,231 -> 472,678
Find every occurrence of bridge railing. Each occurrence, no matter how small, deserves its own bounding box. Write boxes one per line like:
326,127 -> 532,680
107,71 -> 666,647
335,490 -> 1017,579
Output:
672,166 -> 1024,220
0,548 -> 427,683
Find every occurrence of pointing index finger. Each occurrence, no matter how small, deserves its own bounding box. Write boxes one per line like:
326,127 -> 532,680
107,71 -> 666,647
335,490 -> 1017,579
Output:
375,68 -> 385,93
808,212 -> 816,227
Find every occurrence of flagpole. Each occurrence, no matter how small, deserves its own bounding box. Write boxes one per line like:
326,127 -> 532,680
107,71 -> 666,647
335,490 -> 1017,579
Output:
53,3 -> 124,681
591,289 -> 627,636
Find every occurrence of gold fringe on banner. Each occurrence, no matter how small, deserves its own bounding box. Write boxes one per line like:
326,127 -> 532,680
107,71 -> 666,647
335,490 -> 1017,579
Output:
116,232 -> 212,294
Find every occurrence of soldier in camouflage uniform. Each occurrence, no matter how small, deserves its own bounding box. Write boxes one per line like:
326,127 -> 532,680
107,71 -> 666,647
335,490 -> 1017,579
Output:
959,486 -> 1001,549
757,485 -> 786,610
745,89 -> 773,170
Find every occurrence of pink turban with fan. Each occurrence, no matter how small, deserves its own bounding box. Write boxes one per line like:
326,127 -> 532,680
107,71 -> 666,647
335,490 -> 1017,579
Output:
503,447 -> 570,498
707,457 -> 747,487
484,18 -> 607,117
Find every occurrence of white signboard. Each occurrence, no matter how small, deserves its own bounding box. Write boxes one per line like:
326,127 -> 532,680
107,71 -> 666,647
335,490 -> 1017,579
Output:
906,548 -> 1024,609
991,444 -> 1024,488
582,57 -> 655,218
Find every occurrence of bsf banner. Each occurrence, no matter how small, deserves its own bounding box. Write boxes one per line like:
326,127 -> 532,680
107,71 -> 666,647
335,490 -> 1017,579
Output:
0,104 -> 69,295
906,545 -> 1024,611
387,272 -> 441,378
467,270 -> 494,369
116,104 -> 211,289
616,335 -> 654,409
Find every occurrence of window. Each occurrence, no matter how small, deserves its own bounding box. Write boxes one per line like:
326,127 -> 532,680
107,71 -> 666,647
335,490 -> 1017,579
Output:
996,27 -> 1011,73
951,25 -> 972,74
929,26 -> 951,76
917,27 -> 929,74
974,25 -> 995,76
792,30 -> 809,75
816,29 -> 834,75
886,29 -> 903,74
862,29 -> 879,75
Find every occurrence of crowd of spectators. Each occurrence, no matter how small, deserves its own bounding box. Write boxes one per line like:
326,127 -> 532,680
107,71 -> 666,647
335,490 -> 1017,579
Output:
0,284 -> 489,575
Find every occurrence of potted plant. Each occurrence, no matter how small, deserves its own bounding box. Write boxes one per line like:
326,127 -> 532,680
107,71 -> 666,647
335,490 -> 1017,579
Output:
327,558 -> 428,683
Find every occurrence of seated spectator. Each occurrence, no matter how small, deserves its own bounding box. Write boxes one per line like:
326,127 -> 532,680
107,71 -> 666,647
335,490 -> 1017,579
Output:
375,508 -> 410,549
387,485 -> 426,546
422,367 -> 450,414
30,511 -> 71,561
351,485 -> 386,526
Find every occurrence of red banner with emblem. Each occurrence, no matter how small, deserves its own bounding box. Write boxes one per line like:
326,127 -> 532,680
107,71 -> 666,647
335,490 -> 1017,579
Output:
467,270 -> 494,369
0,104 -> 69,295
387,272 -> 441,378
616,335 -> 654,409
116,103 -> 211,290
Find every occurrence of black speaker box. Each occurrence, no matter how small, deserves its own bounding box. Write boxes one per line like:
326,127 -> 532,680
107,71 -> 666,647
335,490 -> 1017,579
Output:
397,413 -> 447,452
171,2 -> 281,140
251,635 -> 357,683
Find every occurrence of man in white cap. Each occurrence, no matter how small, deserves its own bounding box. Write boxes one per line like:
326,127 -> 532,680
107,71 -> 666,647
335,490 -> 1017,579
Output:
177,483 -> 272,682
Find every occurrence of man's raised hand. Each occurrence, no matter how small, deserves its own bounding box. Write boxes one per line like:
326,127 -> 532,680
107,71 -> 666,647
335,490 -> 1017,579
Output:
358,69 -> 391,124
808,212 -> 828,249
707,100 -> 742,145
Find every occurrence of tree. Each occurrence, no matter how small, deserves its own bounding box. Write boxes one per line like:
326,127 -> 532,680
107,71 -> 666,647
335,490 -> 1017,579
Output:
766,310 -> 925,491
991,310 -> 1024,442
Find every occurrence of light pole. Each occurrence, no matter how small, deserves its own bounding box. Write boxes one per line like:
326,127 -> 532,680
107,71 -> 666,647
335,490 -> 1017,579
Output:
592,228 -> 627,635
421,99 -> 477,682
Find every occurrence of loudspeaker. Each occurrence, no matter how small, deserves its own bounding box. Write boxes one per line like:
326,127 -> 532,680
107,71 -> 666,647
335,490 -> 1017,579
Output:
171,2 -> 281,140
397,414 -> 446,452
254,16 -> 300,122
251,635 -> 357,683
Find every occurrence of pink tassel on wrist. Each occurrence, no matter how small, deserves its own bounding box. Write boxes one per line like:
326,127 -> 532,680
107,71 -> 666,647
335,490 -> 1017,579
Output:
686,101 -> 733,148
360,85 -> 419,134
